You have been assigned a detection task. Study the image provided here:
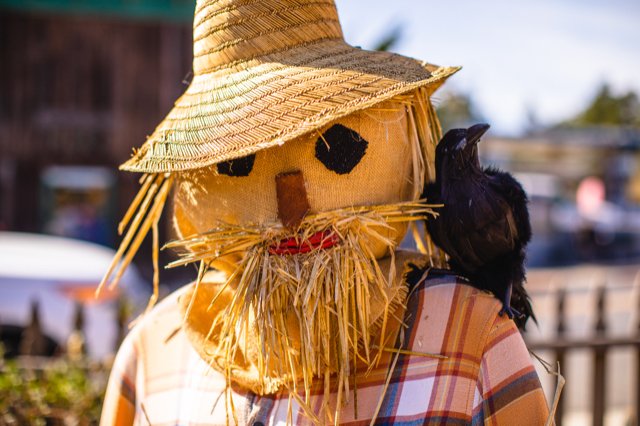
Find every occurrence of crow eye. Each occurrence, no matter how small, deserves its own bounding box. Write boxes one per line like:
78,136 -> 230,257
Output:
216,154 -> 256,177
315,124 -> 368,175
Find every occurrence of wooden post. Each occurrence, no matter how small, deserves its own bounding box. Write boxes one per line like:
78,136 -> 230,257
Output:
636,285 -> 640,426
593,286 -> 607,426
19,300 -> 47,356
556,288 -> 567,426
68,302 -> 87,359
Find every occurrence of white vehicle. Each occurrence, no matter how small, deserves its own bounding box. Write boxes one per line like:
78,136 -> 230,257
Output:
0,232 -> 146,359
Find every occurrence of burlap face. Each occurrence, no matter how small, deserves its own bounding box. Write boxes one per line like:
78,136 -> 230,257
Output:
173,100 -> 415,248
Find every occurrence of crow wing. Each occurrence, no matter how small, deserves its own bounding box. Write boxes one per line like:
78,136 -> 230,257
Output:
485,168 -> 532,246
426,177 -> 520,275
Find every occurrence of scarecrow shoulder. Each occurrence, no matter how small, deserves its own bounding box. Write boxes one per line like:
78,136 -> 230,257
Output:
406,270 -> 507,361
118,285 -> 194,383
101,286 -> 191,425
415,269 -> 504,322
131,285 -> 188,344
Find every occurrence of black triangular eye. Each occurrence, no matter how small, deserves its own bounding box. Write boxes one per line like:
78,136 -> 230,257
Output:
315,124 -> 368,174
217,154 -> 256,177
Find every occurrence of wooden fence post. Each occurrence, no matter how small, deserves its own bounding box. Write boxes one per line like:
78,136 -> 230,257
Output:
636,285 -> 640,426
593,286 -> 607,426
556,288 -> 567,426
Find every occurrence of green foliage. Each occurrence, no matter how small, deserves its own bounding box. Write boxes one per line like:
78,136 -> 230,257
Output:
373,25 -> 403,52
563,84 -> 640,127
0,348 -> 107,425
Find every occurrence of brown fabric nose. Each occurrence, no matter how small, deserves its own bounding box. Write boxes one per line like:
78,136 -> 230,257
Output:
275,170 -> 310,229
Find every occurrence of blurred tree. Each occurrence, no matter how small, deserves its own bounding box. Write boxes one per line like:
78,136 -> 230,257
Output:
524,105 -> 543,135
435,92 -> 485,131
372,24 -> 403,52
563,84 -> 640,127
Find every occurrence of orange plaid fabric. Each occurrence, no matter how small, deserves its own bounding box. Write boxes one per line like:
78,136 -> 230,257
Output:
101,270 -> 549,425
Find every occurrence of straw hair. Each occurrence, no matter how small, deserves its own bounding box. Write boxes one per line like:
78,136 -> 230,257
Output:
121,0 -> 459,173
168,201 -> 439,422
96,173 -> 172,311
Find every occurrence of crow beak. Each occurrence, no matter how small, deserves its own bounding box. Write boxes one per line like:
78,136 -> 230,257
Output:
466,123 -> 490,146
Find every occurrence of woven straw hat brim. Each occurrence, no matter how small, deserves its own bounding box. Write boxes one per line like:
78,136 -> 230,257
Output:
122,39 -> 460,173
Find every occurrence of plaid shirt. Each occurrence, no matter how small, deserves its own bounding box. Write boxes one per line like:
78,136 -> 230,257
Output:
101,270 -> 549,425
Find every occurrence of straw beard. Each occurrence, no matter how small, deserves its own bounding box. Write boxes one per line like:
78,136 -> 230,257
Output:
168,201 -> 435,406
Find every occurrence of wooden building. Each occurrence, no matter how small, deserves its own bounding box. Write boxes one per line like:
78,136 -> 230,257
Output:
0,0 -> 195,283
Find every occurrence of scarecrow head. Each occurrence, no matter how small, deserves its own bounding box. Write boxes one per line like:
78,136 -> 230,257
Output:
172,97 -> 432,264
101,0 -> 457,410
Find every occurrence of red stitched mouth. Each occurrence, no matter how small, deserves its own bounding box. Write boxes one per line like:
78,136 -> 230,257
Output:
268,230 -> 340,255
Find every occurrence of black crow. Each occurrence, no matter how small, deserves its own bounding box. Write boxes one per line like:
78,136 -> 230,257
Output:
424,123 -> 536,329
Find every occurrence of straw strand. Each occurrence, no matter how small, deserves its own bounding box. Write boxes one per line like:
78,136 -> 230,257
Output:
96,174 -> 173,302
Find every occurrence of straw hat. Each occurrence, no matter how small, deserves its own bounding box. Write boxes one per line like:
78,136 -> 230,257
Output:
121,0 -> 459,173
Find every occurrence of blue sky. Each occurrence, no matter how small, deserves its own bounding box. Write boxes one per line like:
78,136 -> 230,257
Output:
335,0 -> 640,135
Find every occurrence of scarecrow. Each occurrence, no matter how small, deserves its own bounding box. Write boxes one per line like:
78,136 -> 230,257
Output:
100,0 -> 550,424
